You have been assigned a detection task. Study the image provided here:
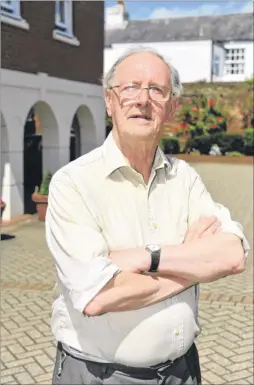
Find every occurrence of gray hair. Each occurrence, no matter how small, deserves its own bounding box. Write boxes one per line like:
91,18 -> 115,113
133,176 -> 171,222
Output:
103,46 -> 183,98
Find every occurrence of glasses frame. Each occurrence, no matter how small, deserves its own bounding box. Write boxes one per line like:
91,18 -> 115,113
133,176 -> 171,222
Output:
108,83 -> 173,102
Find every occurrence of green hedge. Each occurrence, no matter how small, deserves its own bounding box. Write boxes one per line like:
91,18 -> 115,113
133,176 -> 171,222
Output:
185,133 -> 250,155
216,133 -> 244,155
244,128 -> 254,155
160,136 -> 180,154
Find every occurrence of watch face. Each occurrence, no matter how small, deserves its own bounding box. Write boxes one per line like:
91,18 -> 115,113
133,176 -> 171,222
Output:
146,244 -> 160,252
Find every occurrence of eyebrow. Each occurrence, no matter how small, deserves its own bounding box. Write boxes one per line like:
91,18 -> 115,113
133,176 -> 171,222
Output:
120,81 -> 167,88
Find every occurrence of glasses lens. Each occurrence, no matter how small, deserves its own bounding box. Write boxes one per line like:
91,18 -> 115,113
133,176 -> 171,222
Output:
118,84 -> 170,101
149,87 -> 169,101
120,84 -> 140,99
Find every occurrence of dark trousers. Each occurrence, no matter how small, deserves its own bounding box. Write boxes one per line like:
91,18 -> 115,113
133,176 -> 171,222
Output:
52,342 -> 201,385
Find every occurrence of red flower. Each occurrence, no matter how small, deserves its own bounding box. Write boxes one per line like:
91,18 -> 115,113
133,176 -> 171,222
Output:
192,107 -> 199,112
208,100 -> 215,106
217,117 -> 223,123
181,123 -> 189,129
211,124 -> 216,128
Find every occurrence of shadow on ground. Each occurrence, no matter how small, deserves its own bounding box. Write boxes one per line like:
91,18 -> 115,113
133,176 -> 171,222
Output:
1,233 -> 16,241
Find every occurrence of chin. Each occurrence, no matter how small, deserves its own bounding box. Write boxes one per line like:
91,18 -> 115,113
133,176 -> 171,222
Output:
131,131 -> 157,142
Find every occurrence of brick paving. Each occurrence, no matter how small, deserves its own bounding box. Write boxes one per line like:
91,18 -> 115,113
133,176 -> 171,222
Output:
1,217 -> 253,385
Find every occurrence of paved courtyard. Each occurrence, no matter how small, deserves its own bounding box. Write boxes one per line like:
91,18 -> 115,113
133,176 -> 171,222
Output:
1,217 -> 253,385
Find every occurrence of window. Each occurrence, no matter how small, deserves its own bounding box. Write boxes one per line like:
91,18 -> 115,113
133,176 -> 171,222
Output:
213,55 -> 220,77
53,1 -> 80,46
225,48 -> 245,75
1,0 -> 29,29
55,0 -> 73,36
1,0 -> 21,18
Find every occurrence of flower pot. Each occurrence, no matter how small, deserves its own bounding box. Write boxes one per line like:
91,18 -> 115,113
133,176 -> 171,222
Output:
32,193 -> 48,221
1,200 -> 6,217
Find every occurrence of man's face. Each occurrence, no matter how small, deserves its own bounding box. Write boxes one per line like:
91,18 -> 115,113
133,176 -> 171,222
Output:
105,52 -> 178,141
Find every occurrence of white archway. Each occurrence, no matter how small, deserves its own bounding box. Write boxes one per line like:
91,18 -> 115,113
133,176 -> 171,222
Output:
1,69 -> 105,220
23,101 -> 59,213
72,105 -> 97,157
70,113 -> 81,161
32,101 -> 60,173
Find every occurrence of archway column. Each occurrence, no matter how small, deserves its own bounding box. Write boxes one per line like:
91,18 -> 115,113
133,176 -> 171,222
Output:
1,116 -> 24,220
1,151 -> 24,220
58,120 -> 74,168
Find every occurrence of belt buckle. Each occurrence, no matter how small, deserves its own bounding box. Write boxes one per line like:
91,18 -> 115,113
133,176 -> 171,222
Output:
150,359 -> 174,371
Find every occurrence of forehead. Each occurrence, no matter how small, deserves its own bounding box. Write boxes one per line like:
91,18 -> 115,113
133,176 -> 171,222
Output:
114,52 -> 170,85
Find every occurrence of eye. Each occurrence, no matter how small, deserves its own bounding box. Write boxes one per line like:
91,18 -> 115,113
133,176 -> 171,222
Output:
122,84 -> 139,92
150,86 -> 164,95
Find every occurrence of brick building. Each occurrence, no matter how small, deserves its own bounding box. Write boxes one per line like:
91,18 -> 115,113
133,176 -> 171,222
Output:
1,1 -> 105,220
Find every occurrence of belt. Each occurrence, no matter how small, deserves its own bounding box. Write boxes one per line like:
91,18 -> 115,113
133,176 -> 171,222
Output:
59,342 -> 195,377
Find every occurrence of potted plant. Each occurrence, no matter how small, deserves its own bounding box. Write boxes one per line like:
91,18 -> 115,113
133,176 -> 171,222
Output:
32,170 -> 52,221
1,197 -> 6,217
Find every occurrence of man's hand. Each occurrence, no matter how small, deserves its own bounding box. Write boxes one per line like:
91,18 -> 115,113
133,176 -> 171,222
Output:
184,216 -> 221,243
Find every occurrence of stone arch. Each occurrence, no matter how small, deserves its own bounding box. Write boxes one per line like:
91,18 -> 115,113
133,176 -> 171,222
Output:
23,101 -> 59,213
70,105 -> 96,160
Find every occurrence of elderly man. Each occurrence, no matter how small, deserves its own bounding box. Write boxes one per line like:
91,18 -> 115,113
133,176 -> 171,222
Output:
46,47 -> 249,385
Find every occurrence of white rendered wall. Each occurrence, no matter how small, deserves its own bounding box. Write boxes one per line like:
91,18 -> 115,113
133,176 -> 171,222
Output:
0,69 -> 105,220
104,40 -> 213,83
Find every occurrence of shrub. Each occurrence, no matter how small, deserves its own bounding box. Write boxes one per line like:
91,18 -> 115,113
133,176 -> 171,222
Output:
34,170 -> 52,195
175,94 -> 231,139
244,128 -> 254,156
160,136 -> 180,154
185,133 -> 245,155
215,133 -> 244,155
245,78 -> 254,86
185,135 -> 213,155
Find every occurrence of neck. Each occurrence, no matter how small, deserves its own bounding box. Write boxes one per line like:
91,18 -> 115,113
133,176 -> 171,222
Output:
112,130 -> 158,183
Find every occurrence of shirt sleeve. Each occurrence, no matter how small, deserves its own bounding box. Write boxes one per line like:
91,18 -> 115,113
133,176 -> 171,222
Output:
187,165 -> 250,257
45,171 -> 121,313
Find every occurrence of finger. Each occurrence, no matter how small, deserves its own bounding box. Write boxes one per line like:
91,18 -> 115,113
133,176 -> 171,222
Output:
200,221 -> 221,237
185,216 -> 218,241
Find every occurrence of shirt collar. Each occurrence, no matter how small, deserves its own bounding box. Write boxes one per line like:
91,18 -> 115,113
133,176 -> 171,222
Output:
103,132 -> 174,178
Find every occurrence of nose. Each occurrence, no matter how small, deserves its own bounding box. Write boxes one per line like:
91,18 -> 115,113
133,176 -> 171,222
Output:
135,88 -> 150,107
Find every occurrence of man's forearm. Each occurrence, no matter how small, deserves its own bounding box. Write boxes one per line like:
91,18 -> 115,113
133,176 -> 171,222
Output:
109,233 -> 245,284
84,272 -> 194,316
159,233 -> 245,283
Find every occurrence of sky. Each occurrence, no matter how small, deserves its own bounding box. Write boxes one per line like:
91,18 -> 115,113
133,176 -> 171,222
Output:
105,1 -> 253,20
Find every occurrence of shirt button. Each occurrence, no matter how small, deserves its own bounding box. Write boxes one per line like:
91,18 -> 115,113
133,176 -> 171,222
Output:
152,223 -> 158,229
174,329 -> 181,335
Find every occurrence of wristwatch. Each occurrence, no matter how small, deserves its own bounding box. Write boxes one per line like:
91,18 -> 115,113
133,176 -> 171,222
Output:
145,244 -> 161,272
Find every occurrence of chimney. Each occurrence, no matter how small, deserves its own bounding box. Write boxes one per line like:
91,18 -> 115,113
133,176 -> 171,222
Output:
105,1 -> 129,29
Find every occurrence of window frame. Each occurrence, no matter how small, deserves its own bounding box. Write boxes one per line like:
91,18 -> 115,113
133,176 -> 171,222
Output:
53,0 -> 80,46
55,0 -> 73,37
1,0 -> 21,19
225,48 -> 245,75
1,0 -> 29,30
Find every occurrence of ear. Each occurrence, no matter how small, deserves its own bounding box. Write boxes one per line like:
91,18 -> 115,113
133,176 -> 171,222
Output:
105,90 -> 112,117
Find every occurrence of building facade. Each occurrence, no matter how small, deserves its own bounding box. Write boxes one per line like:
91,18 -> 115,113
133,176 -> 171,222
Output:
104,3 -> 253,83
1,1 -> 105,220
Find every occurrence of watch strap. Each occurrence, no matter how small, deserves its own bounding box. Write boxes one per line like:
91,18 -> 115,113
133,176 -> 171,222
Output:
149,249 -> 161,272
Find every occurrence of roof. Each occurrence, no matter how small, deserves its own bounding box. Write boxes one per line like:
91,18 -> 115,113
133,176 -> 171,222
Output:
105,13 -> 254,46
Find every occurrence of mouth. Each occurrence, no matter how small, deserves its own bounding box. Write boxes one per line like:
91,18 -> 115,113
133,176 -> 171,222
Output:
129,115 -> 152,121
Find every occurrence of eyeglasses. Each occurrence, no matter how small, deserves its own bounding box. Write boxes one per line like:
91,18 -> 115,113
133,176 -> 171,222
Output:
109,83 -> 172,102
